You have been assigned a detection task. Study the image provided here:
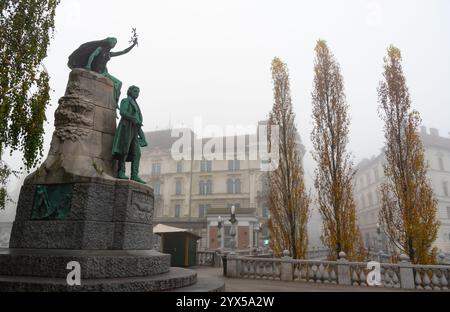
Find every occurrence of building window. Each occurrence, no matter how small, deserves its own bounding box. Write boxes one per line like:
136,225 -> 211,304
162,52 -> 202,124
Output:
235,179 -> 241,194
227,179 -> 241,194
438,156 -> 445,171
228,160 -> 240,171
366,173 -> 371,187
153,181 -> 161,196
177,161 -> 183,173
175,180 -> 182,195
374,167 -> 379,181
227,179 -> 233,194
206,180 -> 212,194
199,181 -> 205,195
199,180 -> 212,195
447,206 -> 450,219
262,203 -> 269,218
152,163 -> 161,175
175,205 -> 181,218
198,204 -> 210,218
199,205 -> 206,218
200,160 -> 212,172
444,181 -> 449,197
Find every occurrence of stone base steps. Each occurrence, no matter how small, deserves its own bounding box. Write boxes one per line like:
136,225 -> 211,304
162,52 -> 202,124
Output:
0,267 -> 197,292
168,276 -> 225,292
0,249 -> 171,279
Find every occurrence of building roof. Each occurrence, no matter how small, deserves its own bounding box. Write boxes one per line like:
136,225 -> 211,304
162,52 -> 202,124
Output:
141,121 -> 306,158
355,126 -> 450,171
421,128 -> 450,151
142,128 -> 195,151
153,224 -> 201,238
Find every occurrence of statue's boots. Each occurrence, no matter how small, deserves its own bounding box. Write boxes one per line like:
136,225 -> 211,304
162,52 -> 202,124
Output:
117,160 -> 129,180
131,161 -> 146,184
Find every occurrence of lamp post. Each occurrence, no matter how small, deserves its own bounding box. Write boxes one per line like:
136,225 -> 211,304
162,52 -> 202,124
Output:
376,223 -> 383,263
254,223 -> 261,249
229,205 -> 238,252
217,216 -> 223,251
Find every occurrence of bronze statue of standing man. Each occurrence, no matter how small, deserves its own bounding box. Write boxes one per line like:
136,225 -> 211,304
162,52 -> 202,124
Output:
112,86 -> 148,184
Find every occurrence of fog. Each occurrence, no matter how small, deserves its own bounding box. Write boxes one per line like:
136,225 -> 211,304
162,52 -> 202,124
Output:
2,0 -> 449,238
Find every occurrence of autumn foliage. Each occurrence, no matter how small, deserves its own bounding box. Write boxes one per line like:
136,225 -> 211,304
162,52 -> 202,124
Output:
311,40 -> 365,261
267,57 -> 310,259
378,46 -> 439,264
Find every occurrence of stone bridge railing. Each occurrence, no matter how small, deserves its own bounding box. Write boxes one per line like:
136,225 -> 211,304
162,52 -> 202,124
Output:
196,251 -> 216,266
225,251 -> 450,291
196,249 -> 261,268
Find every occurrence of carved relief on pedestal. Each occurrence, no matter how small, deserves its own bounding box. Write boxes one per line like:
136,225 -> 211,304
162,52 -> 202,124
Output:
54,96 -> 95,142
130,191 -> 154,224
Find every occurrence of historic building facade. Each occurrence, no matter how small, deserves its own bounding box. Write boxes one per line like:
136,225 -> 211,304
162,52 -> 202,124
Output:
354,127 -> 450,254
140,123 -> 278,250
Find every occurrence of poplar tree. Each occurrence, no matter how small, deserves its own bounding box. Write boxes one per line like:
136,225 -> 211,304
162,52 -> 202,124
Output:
267,57 -> 310,259
311,40 -> 364,261
378,45 -> 439,264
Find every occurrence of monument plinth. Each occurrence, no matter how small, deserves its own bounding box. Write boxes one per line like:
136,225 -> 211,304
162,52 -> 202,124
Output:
28,68 -> 117,184
0,69 -> 224,291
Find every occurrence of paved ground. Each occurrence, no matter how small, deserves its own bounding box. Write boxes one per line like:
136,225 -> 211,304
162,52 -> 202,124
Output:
192,266 -> 411,292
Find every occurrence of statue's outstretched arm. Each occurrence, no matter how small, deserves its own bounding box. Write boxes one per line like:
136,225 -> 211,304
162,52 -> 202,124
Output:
110,42 -> 137,57
86,47 -> 102,70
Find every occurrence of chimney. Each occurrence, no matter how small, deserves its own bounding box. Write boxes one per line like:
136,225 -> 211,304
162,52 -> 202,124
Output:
420,126 -> 427,135
429,128 -> 439,137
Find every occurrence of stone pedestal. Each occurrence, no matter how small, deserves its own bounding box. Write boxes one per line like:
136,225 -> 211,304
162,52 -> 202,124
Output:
0,69 -> 224,292
10,180 -> 154,250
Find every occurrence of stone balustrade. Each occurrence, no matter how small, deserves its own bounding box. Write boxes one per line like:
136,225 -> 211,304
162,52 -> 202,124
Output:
196,251 -> 216,266
413,265 -> 450,290
224,251 -> 450,291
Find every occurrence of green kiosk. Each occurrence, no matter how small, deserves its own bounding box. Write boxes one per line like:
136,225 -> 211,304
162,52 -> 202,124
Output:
153,224 -> 201,267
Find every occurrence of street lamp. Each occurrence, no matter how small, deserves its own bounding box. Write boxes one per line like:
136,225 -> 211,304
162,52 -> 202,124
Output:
254,223 -> 262,248
376,223 -> 383,262
217,216 -> 223,251
229,205 -> 238,252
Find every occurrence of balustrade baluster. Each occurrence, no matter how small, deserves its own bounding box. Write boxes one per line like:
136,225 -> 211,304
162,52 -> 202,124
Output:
330,268 -> 337,284
323,265 -> 330,283
431,270 -> 440,290
423,270 -> 432,290
359,270 -> 367,286
440,270 -> 448,290
415,270 -> 423,290
392,270 -> 400,288
352,268 -> 359,286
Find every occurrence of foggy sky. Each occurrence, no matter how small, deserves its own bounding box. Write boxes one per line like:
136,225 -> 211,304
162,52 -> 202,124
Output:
1,0 -> 450,223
